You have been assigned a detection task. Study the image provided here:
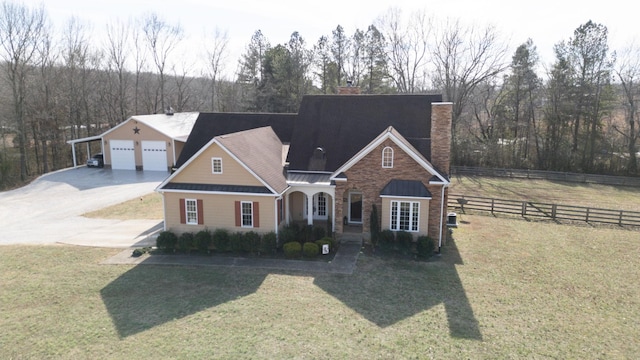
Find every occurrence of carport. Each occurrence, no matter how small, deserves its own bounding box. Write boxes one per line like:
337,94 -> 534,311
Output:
67,135 -> 104,168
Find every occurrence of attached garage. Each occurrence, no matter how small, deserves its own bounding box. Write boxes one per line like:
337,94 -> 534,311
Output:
110,140 -> 136,170
142,141 -> 168,171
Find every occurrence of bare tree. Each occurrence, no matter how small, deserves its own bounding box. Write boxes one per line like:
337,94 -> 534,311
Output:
203,28 -> 229,111
0,1 -> 47,181
375,8 -> 431,93
431,19 -> 509,163
141,12 -> 183,113
104,18 -> 131,124
614,42 -> 640,174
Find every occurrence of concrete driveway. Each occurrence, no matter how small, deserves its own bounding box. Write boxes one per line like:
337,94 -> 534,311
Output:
0,167 -> 168,248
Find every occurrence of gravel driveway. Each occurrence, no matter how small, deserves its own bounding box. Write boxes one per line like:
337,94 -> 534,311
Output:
0,167 -> 168,247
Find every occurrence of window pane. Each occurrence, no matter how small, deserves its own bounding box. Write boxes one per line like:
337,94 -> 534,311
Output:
412,202 -> 419,231
212,158 -> 222,173
186,199 -> 197,224
382,147 -> 393,168
399,202 -> 410,230
317,193 -> 326,217
391,201 -> 398,230
242,202 -> 253,227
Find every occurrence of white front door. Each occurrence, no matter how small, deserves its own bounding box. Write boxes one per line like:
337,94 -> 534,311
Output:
109,140 -> 135,170
141,140 -> 167,171
303,192 -> 329,220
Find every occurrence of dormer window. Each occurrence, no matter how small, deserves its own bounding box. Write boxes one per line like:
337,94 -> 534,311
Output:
382,147 -> 394,168
212,157 -> 223,174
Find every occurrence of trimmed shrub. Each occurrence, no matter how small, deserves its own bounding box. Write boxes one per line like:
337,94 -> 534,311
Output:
315,239 -> 331,254
244,231 -> 261,253
195,230 -> 212,254
261,232 -> 278,254
132,247 -> 151,257
177,232 -> 195,253
319,236 -> 336,250
301,225 -> 314,243
156,231 -> 177,253
417,235 -> 436,258
303,242 -> 320,258
380,229 -> 395,244
283,241 -> 302,259
396,231 -> 413,249
279,226 -> 297,246
312,226 -> 326,242
230,232 -> 245,253
212,228 -> 230,252
370,204 -> 380,246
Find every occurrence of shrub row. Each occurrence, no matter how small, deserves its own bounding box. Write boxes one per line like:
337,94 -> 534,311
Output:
375,229 -> 436,258
278,223 -> 329,244
156,229 -> 277,255
282,237 -> 335,259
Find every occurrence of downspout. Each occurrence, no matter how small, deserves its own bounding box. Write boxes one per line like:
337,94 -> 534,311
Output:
438,183 -> 449,252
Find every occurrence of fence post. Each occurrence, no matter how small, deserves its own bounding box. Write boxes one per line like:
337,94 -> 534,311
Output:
522,202 -> 527,217
491,199 -> 495,214
552,204 -> 557,220
586,208 -> 590,223
619,210 -> 623,226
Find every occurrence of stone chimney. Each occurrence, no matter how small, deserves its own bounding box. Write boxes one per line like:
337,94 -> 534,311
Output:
430,102 -> 453,175
337,80 -> 361,95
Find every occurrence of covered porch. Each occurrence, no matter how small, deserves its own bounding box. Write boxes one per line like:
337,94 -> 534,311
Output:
284,171 -> 336,233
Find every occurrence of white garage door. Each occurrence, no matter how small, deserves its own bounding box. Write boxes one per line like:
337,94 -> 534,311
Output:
110,140 -> 135,170
142,141 -> 168,171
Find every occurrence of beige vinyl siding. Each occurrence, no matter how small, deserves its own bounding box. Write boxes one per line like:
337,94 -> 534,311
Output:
380,197 -> 429,237
163,192 -> 277,235
171,143 -> 264,187
103,118 -> 172,168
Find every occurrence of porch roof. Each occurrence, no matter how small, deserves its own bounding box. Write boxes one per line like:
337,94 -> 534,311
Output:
286,171 -> 333,186
380,179 -> 432,198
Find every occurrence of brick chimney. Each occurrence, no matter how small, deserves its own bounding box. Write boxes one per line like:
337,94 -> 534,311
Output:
430,102 -> 453,175
337,80 -> 361,95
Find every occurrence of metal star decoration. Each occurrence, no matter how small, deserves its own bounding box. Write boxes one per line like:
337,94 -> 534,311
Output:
133,126 -> 140,134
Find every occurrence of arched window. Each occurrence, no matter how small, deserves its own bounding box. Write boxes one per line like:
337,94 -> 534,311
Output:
382,147 -> 394,168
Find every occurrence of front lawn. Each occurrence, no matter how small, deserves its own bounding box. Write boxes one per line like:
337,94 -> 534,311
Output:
1,216 -> 638,358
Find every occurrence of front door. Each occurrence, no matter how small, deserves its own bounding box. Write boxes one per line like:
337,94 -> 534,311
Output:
349,192 -> 363,223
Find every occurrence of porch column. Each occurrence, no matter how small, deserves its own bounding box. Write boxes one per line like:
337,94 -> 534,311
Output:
306,193 -> 313,226
71,144 -> 77,168
285,192 -> 291,224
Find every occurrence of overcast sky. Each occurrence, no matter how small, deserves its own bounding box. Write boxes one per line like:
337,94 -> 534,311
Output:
20,0 -> 640,78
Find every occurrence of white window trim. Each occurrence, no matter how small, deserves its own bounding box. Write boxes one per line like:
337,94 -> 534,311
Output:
382,147 -> 394,168
185,198 -> 198,225
212,157 -> 223,174
241,201 -> 253,228
390,200 -> 420,232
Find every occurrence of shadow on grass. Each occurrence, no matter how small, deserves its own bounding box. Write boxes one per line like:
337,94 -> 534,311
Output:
313,237 -> 481,340
101,237 -> 481,340
100,262 -> 266,338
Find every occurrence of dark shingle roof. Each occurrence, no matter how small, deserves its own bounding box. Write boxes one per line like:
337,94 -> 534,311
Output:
162,182 -> 271,194
175,112 -> 296,168
287,94 -> 442,172
380,179 -> 432,198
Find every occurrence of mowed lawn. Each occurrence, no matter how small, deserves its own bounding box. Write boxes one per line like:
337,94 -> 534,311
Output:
450,175 -> 640,211
2,214 -> 639,359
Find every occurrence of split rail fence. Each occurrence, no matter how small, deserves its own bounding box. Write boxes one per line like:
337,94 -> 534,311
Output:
451,166 -> 640,187
447,194 -> 640,228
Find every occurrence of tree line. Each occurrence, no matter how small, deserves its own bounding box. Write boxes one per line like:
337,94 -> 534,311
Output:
1,2 -> 638,190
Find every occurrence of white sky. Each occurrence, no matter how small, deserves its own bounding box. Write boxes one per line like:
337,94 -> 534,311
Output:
20,0 -> 640,78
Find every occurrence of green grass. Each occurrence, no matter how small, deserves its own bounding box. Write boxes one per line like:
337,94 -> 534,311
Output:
82,192 -> 163,220
450,175 -> 640,211
2,217 -> 639,359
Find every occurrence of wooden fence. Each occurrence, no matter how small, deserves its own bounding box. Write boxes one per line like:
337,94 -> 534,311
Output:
447,194 -> 640,228
451,166 -> 640,187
